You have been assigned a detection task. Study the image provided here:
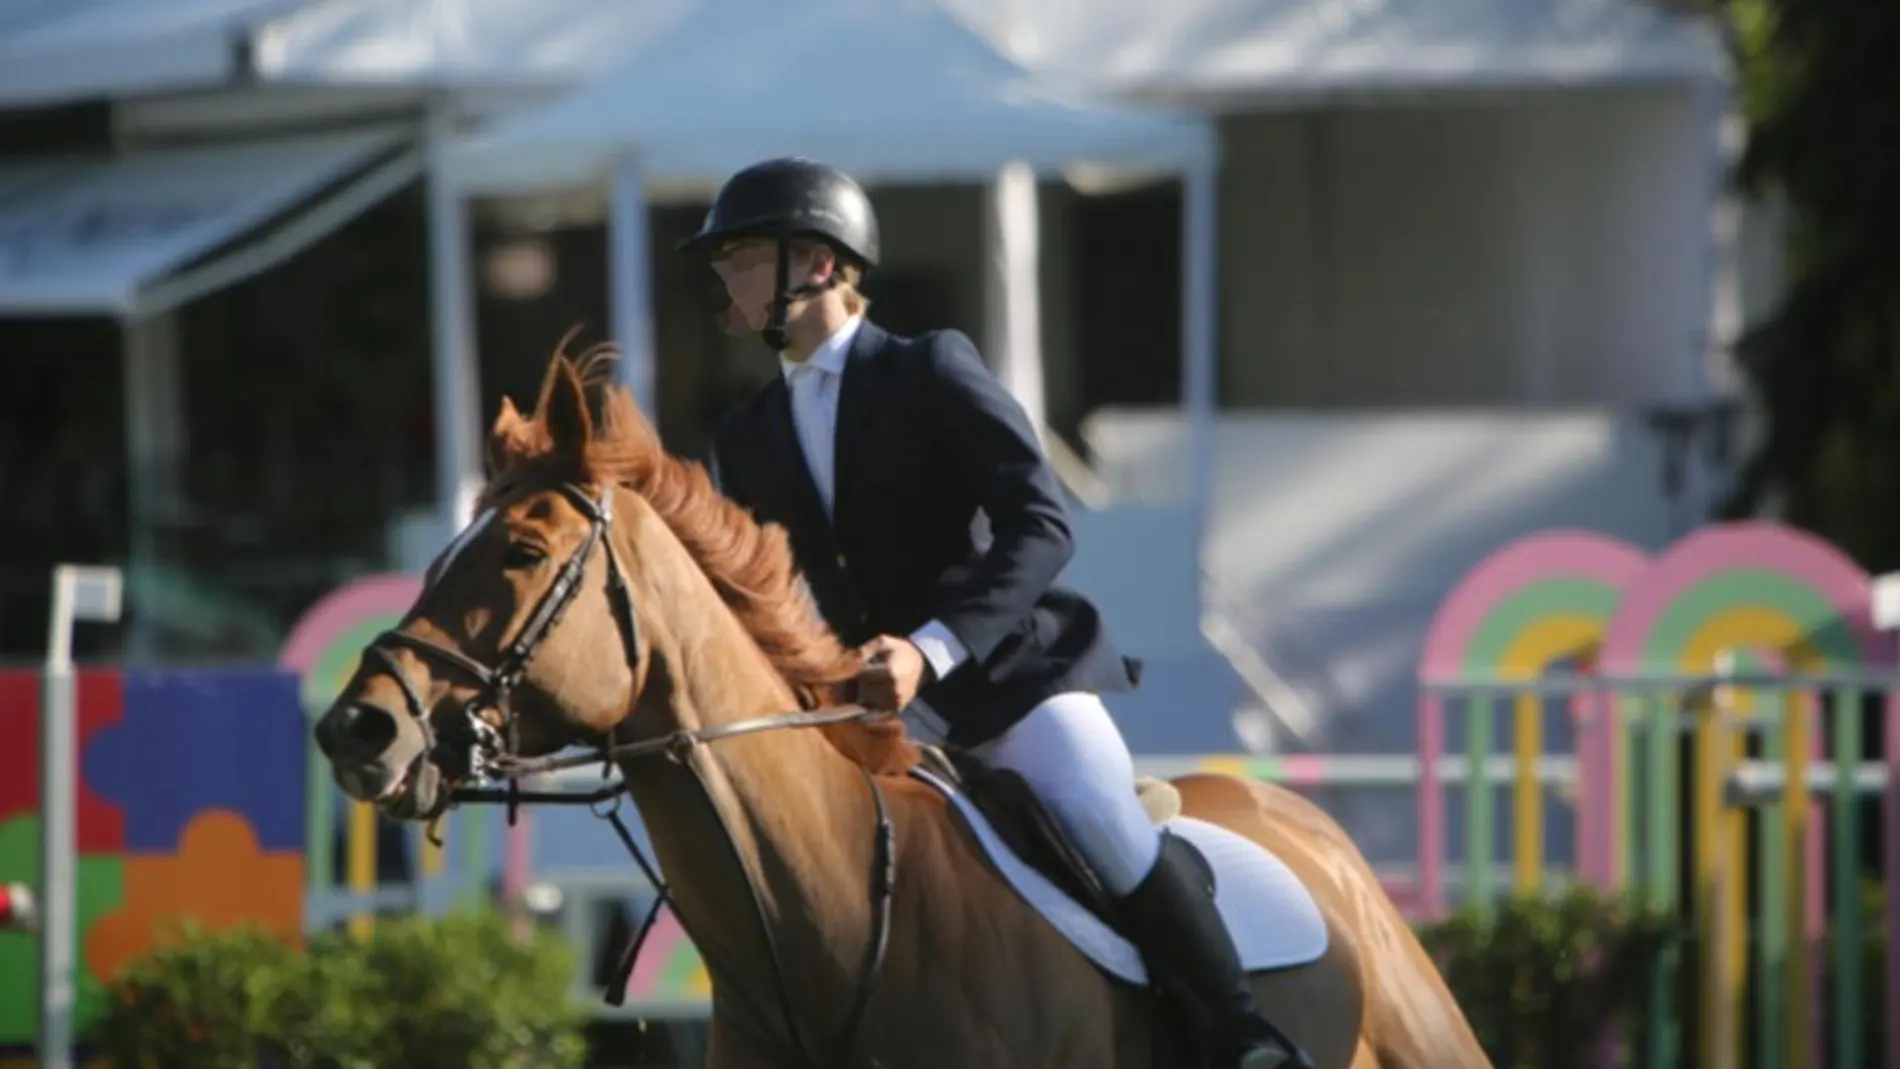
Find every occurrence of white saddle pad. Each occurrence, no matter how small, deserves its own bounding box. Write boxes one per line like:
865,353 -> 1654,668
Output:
910,768 -> 1329,986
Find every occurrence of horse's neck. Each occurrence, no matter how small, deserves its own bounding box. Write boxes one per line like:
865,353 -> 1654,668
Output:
614,555 -> 1130,1063
613,512 -> 875,1035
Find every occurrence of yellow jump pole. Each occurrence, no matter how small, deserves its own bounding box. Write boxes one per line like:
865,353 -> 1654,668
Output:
1693,670 -> 1736,1069
1512,691 -> 1543,894
347,801 -> 377,939
1695,650 -> 1751,1069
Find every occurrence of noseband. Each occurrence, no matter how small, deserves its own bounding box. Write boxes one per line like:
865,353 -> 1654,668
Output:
356,480 -> 894,1069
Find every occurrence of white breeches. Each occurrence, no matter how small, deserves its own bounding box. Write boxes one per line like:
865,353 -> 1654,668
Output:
970,692 -> 1163,896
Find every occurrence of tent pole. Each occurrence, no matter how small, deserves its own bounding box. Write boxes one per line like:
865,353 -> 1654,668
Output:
118,312 -> 181,660
984,161 -> 1047,438
1180,157 -> 1220,610
606,152 -> 657,414
425,94 -> 484,534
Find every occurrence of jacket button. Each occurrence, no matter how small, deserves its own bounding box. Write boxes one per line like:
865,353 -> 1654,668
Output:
836,553 -> 848,568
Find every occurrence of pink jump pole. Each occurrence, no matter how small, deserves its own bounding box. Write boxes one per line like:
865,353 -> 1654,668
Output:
1576,683 -> 1622,890
1580,682 -> 1623,1069
504,811 -> 533,939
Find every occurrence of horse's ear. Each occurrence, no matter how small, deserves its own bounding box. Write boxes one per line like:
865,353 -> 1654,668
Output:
537,357 -> 593,457
487,396 -> 523,476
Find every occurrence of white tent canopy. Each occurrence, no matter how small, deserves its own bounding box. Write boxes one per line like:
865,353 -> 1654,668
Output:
0,0 -> 1726,111
449,0 -> 1215,195
250,0 -> 702,89
0,0 -> 286,104
428,0 -> 1222,567
0,128 -> 417,316
942,0 -> 1728,104
0,0 -> 704,105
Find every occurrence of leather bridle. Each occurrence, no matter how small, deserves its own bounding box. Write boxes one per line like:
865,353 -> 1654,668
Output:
357,480 -> 896,1069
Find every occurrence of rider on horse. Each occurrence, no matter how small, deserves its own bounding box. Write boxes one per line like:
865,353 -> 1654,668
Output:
684,158 -> 1290,1069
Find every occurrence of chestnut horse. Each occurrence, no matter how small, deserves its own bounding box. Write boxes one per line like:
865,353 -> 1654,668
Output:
313,351 -> 1489,1069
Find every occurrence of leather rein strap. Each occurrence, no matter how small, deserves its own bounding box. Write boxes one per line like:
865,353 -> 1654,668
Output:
361,481 -> 896,1069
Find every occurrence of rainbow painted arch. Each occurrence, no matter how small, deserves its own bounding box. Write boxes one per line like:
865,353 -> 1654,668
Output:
1414,520 -> 1894,915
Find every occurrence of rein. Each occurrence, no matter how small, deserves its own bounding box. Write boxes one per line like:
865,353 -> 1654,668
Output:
364,481 -> 897,1069
483,704 -> 890,778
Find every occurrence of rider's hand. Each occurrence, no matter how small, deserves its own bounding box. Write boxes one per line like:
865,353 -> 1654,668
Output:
854,635 -> 929,711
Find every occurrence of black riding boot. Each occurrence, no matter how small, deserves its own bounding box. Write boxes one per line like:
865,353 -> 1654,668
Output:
1118,833 -> 1313,1069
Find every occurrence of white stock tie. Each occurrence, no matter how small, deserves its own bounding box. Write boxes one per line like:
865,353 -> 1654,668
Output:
789,363 -> 837,516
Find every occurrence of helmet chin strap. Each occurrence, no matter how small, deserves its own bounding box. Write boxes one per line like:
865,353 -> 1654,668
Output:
760,229 -> 839,353
762,227 -> 794,352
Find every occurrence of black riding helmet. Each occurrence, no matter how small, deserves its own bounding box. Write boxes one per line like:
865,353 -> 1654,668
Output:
677,158 -> 879,351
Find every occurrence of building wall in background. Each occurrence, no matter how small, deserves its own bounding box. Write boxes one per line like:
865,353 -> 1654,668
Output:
1217,90 -> 1719,410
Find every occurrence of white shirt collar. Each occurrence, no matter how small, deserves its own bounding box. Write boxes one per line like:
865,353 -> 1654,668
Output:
779,316 -> 863,381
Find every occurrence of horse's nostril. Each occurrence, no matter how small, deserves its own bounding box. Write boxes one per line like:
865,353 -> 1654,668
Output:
342,703 -> 399,754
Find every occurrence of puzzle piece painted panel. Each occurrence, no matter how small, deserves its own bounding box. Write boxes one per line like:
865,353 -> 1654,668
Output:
84,669 -> 304,854
86,809 -> 305,982
0,670 -> 126,851
0,815 -> 125,1043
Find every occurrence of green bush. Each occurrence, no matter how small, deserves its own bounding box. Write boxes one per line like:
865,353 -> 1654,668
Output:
1817,878 -> 1889,1067
96,924 -> 302,1069
1419,886 -> 1681,1069
97,912 -> 586,1069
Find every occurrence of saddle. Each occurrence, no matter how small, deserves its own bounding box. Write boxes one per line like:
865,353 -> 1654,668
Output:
916,745 -> 1185,930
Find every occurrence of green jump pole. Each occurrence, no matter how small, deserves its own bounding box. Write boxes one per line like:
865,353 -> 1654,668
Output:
1831,691 -> 1863,1069
1466,697 -> 1495,912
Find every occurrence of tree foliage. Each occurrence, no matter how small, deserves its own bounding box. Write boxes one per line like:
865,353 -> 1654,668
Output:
1714,0 -> 1900,569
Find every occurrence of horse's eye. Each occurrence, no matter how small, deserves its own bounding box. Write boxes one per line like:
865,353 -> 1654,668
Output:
503,543 -> 546,569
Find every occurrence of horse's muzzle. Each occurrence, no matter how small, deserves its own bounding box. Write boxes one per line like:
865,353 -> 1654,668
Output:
316,701 -> 399,760
315,699 -> 433,812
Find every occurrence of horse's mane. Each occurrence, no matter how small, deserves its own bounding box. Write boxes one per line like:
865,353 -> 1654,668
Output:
484,340 -> 917,775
